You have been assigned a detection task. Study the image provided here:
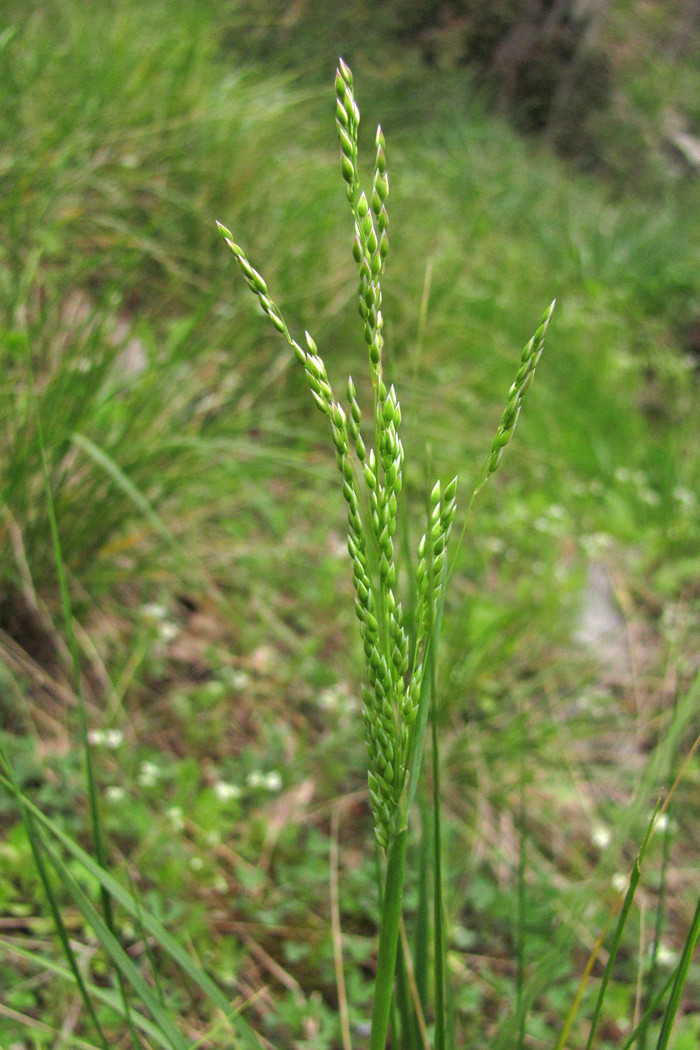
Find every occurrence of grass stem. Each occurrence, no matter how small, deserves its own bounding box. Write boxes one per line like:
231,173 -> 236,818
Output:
370,828 -> 408,1050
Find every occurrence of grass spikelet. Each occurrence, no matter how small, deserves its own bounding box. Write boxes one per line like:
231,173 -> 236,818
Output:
473,298 -> 555,498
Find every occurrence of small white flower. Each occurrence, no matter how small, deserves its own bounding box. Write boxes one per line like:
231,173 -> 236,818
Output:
263,771 -> 282,792
214,780 -> 242,802
228,670 -> 250,690
612,873 -> 628,894
158,621 -> 179,643
655,943 -> 679,968
319,683 -> 359,714
203,680 -> 226,699
318,684 -> 348,711
88,728 -> 124,749
591,824 -> 611,849
70,357 -> 92,374
189,856 -> 204,871
673,486 -> 695,508
105,786 -> 126,803
246,770 -> 282,791
142,603 -> 168,622
138,761 -> 161,787
166,806 -> 184,831
652,812 -> 675,835
581,532 -> 613,556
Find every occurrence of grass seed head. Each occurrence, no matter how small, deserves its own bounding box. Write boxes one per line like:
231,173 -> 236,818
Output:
218,59 -> 471,854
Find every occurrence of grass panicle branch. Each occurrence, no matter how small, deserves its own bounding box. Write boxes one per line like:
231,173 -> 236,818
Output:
472,298 -> 555,500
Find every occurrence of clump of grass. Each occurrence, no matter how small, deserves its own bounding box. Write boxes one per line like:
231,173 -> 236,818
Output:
0,0 -> 351,714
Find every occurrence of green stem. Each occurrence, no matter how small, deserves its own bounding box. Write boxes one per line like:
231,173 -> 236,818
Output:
0,744 -> 110,1049
414,791 -> 431,1017
431,705 -> 446,1050
655,895 -> 700,1050
28,344 -> 139,1047
584,807 -> 659,1050
370,828 -> 408,1050
516,697 -> 527,1050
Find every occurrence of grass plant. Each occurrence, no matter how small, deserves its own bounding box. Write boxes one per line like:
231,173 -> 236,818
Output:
216,60 -> 698,1050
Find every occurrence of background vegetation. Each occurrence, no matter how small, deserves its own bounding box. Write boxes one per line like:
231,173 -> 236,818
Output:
1,1 -> 698,1047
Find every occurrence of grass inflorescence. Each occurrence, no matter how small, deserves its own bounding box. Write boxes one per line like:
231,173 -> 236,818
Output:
219,57 -> 559,1049
219,61 -> 460,859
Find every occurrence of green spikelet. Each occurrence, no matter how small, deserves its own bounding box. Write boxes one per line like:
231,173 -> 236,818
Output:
473,300 -> 555,497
